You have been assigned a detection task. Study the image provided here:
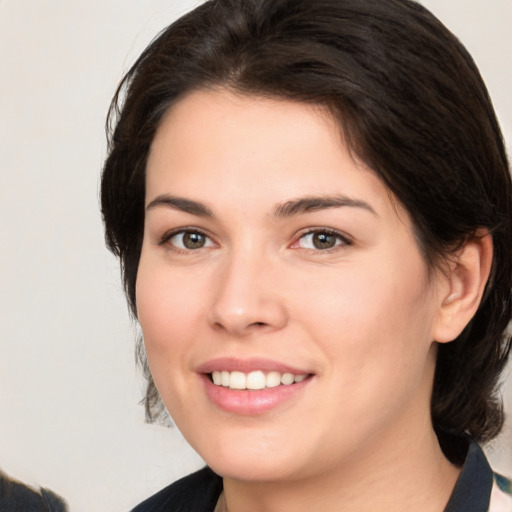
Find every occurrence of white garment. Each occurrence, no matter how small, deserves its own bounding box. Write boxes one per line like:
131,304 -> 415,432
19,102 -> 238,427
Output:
489,478 -> 512,512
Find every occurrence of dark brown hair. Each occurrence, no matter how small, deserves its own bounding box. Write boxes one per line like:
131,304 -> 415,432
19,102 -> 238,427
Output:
101,0 -> 512,449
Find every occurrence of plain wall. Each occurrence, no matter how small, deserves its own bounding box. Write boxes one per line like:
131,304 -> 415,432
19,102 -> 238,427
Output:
0,1 -> 510,511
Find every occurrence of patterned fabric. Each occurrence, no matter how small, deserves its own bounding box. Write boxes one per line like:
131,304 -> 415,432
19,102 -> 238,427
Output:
490,474 -> 512,512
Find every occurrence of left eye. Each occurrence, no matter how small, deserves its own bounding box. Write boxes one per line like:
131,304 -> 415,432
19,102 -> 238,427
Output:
297,230 -> 347,250
168,231 -> 215,250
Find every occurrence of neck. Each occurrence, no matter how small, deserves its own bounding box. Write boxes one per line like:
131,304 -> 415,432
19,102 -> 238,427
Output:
222,423 -> 461,512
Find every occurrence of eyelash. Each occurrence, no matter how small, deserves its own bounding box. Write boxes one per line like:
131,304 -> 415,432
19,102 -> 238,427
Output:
158,228 -> 215,252
158,227 -> 352,253
292,228 -> 353,252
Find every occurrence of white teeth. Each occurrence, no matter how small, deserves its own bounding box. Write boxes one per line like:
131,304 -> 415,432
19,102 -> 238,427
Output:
210,370 -> 309,390
266,371 -> 281,388
221,371 -> 230,387
230,371 -> 246,390
246,371 -> 266,390
280,373 -> 294,385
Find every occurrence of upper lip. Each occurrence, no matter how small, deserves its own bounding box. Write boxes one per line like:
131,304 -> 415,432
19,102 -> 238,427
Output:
196,357 -> 312,375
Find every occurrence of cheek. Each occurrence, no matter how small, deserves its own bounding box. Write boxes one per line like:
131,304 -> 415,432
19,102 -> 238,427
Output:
135,257 -> 210,416
136,258 -> 205,357
300,262 -> 429,335
299,249 -> 437,385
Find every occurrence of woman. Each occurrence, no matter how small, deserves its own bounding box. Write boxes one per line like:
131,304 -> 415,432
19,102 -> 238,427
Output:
101,0 -> 512,510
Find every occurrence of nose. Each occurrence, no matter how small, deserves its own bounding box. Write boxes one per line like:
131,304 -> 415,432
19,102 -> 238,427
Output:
207,250 -> 288,337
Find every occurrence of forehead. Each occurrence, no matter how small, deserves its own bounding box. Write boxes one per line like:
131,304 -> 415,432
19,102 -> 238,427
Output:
148,89 -> 346,179
145,89 -> 405,226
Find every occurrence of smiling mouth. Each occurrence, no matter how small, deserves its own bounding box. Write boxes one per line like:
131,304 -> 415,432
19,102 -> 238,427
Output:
209,370 -> 311,390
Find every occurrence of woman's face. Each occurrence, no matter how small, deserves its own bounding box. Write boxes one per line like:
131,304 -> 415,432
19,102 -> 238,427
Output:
137,89 -> 447,482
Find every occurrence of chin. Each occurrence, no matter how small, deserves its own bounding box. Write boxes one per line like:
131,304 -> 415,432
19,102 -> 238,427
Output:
207,455 -> 299,482
193,430 -> 322,483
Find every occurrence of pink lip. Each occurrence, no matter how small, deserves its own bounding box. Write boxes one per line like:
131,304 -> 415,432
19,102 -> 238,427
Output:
201,375 -> 312,415
197,358 -> 314,415
196,357 -> 310,375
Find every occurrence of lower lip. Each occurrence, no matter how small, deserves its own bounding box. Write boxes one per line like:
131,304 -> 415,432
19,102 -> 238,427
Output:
201,375 -> 312,415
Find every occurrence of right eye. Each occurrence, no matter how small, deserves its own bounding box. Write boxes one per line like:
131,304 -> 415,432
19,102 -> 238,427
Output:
162,230 -> 215,250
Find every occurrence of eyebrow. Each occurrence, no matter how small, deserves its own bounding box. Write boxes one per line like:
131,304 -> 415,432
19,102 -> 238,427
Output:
273,195 -> 377,218
145,193 -> 376,218
146,195 -> 214,217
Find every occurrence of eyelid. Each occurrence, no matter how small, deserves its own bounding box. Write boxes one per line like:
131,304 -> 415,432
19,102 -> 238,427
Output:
290,227 -> 353,250
156,226 -> 352,252
158,227 -> 216,248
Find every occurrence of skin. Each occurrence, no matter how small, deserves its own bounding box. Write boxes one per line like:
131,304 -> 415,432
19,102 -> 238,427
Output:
136,89 -> 489,512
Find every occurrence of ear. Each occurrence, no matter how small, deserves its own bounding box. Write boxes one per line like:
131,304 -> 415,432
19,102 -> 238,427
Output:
433,229 -> 493,343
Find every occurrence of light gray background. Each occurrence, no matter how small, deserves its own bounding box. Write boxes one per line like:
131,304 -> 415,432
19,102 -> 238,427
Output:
0,1 -> 511,511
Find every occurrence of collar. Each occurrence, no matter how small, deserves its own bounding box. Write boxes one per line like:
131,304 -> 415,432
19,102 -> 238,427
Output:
443,442 -> 494,512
